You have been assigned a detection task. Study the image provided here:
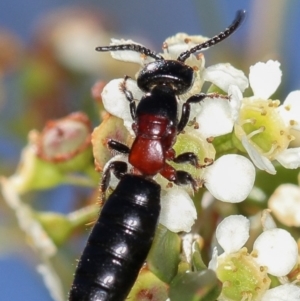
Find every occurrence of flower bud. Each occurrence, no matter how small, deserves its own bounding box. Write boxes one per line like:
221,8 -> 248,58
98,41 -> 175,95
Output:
36,112 -> 94,173
9,143 -> 65,193
92,113 -> 132,171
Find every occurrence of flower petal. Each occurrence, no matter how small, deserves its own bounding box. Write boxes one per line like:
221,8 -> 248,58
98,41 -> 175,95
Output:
203,63 -> 249,93
228,84 -> 243,122
216,215 -> 250,253
249,60 -> 282,99
278,90 -> 300,131
102,78 -> 132,120
208,247 -> 218,270
195,97 -> 234,138
241,136 -> 276,174
276,147 -> 300,169
109,38 -> 153,64
261,209 -> 277,231
261,284 -> 300,301
204,154 -> 255,203
159,187 -> 197,233
101,78 -> 143,134
253,228 -> 298,276
163,33 -> 208,58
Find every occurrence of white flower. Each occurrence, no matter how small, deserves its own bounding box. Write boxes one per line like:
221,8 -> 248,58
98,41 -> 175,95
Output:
212,215 -> 299,301
232,60 -> 300,174
204,59 -> 300,174
216,215 -> 298,276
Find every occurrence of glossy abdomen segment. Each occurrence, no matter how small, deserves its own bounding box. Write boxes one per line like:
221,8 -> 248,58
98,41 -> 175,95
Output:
69,174 -> 161,301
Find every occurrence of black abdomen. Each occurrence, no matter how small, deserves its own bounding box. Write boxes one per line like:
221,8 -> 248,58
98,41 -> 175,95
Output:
69,174 -> 161,301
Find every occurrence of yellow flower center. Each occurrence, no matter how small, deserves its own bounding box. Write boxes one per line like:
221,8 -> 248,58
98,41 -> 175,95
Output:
216,248 -> 271,301
235,98 -> 292,160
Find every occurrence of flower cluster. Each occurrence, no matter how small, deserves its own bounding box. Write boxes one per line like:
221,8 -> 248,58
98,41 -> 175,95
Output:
91,32 -> 300,300
93,34 -> 256,232
210,213 -> 299,300
233,60 -> 300,174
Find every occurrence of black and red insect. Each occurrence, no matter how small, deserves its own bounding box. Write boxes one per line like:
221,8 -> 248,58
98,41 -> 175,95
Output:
69,10 -> 246,301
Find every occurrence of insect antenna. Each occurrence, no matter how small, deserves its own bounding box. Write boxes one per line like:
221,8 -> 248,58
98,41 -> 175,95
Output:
177,10 -> 246,62
95,44 -> 164,60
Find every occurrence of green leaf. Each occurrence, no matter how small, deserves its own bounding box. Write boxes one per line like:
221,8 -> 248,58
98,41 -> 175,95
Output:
169,269 -> 222,301
147,224 -> 180,283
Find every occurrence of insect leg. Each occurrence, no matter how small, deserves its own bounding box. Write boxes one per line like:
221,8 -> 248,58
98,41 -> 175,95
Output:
177,92 -> 230,133
173,152 -> 199,167
107,139 -> 130,154
119,75 -> 137,120
100,161 -> 128,202
174,170 -> 198,191
160,163 -> 198,191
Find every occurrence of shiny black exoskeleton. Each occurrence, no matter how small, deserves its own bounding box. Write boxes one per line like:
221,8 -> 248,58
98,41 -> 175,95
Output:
69,10 -> 246,301
69,166 -> 161,301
